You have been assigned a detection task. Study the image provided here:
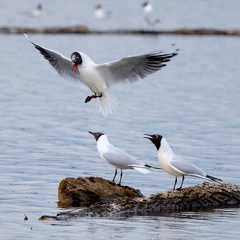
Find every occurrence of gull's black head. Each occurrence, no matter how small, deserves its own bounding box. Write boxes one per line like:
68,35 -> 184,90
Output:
71,52 -> 82,73
143,134 -> 162,150
88,131 -> 104,141
142,1 -> 149,7
96,4 -> 102,9
71,52 -> 82,64
37,4 -> 42,10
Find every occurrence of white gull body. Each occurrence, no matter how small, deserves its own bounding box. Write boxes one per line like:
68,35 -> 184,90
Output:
94,4 -> 110,19
32,4 -> 43,17
89,132 -> 159,185
142,1 -> 160,26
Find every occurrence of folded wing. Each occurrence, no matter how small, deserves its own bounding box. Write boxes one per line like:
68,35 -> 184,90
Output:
169,157 -> 206,178
100,149 -> 146,169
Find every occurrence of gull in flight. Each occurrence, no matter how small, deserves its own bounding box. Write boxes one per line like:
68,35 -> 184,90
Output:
144,134 -> 222,190
25,33 -> 177,116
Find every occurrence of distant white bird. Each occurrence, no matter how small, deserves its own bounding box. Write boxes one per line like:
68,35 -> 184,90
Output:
32,4 -> 43,17
24,33 -> 178,116
89,131 -> 160,185
94,4 -> 111,19
142,1 -> 160,26
144,134 -> 222,190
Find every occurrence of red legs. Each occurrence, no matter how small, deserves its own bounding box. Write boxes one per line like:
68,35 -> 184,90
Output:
85,93 -> 102,103
112,169 -> 118,183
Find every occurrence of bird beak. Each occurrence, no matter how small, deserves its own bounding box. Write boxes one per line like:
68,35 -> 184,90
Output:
72,63 -> 78,73
88,131 -> 95,136
143,134 -> 153,140
88,131 -> 98,141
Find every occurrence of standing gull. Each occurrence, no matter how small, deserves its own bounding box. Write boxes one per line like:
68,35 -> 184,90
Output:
89,131 -> 160,185
144,134 -> 222,190
94,4 -> 111,19
32,4 -> 43,17
24,33 -> 178,116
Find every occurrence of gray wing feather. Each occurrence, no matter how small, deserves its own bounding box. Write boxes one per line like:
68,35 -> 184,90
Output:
169,157 -> 206,177
24,34 -> 84,87
96,50 -> 178,87
101,148 -> 144,168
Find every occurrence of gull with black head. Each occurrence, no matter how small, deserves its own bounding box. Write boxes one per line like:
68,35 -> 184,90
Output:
89,131 -> 160,185
144,134 -> 222,190
24,33 -> 178,116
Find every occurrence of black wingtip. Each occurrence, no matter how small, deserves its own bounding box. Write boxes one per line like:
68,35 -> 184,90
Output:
206,174 -> 222,182
145,164 -> 161,170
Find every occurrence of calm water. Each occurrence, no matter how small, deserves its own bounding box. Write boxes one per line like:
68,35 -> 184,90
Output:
1,1 -> 240,240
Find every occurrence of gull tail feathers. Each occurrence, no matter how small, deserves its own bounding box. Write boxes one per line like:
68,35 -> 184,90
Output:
133,167 -> 152,174
96,90 -> 118,117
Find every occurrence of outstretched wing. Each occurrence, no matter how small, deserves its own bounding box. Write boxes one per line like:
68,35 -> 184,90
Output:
24,33 -> 84,87
96,49 -> 178,88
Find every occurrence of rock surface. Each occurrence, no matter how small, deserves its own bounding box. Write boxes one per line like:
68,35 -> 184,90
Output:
39,177 -> 240,220
58,177 -> 143,207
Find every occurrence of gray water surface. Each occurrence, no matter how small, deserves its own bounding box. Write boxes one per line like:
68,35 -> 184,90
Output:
1,1 -> 240,239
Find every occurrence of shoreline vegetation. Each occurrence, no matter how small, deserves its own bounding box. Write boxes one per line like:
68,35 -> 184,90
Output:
1,25 -> 240,36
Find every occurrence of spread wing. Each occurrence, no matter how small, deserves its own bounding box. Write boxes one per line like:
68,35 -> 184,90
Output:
24,33 -> 85,87
96,50 -> 178,88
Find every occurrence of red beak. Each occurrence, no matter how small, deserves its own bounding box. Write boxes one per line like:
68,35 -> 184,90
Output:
72,63 -> 78,73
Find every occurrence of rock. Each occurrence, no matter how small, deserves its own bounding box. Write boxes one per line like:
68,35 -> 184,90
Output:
39,177 -> 240,220
58,177 -> 143,207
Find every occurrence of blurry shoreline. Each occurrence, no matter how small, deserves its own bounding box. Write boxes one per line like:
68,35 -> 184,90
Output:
1,25 -> 240,36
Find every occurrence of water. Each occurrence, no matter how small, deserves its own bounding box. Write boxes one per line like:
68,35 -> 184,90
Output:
1,1 -> 240,239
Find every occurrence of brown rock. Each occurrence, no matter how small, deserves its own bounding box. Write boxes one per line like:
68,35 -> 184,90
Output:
58,177 -> 143,207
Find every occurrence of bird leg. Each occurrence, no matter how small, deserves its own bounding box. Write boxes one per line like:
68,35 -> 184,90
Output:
118,170 -> 123,186
173,177 -> 178,190
176,176 -> 185,190
112,169 -> 118,183
85,93 -> 102,103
